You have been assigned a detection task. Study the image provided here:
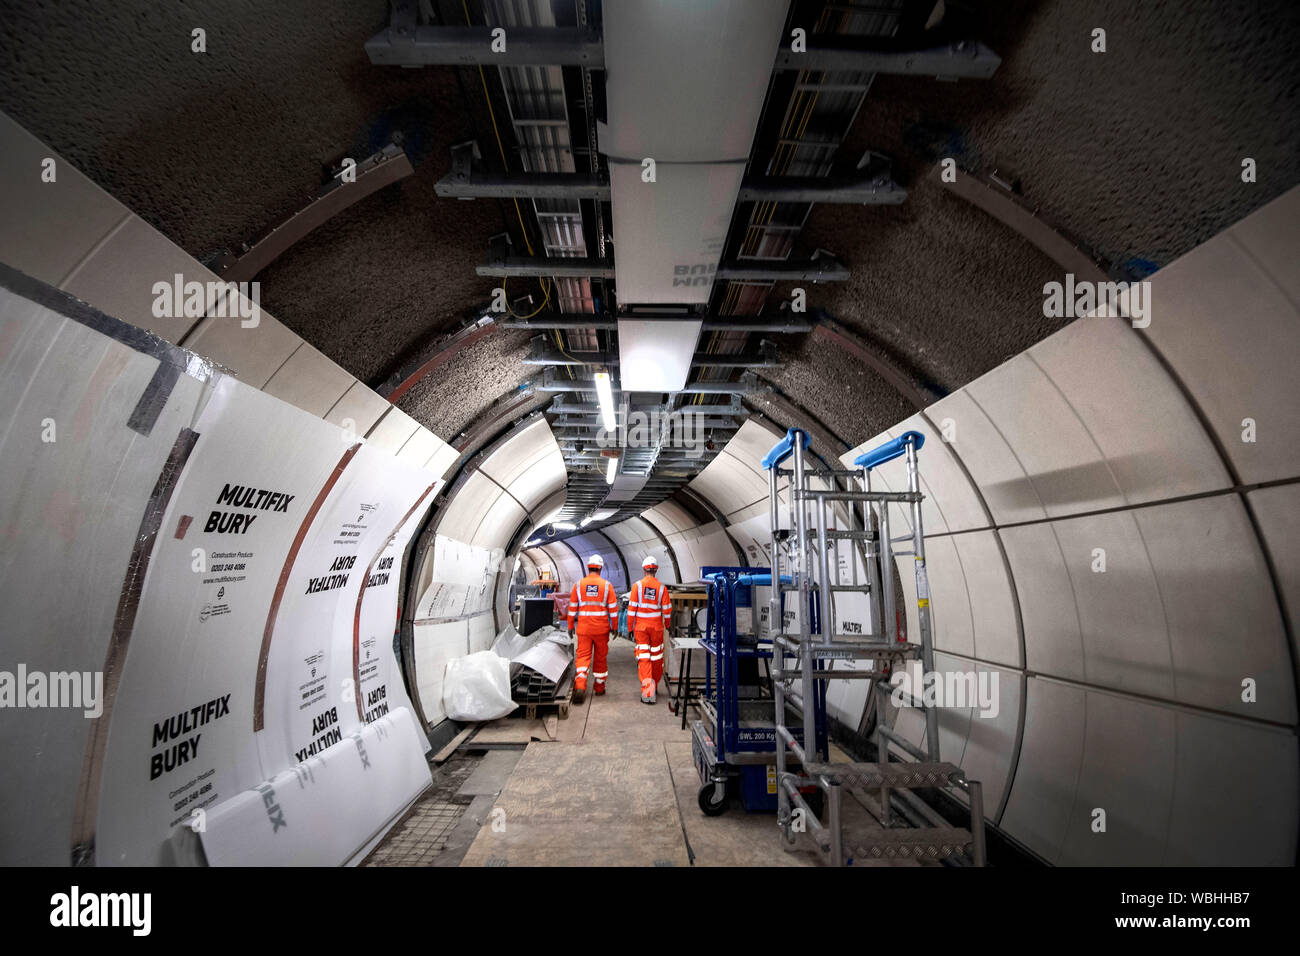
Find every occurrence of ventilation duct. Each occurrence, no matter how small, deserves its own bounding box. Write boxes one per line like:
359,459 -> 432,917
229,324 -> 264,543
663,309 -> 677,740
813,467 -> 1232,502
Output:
600,0 -> 789,385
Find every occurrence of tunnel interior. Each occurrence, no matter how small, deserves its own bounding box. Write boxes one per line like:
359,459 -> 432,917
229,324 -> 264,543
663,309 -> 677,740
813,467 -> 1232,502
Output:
0,0 -> 1297,871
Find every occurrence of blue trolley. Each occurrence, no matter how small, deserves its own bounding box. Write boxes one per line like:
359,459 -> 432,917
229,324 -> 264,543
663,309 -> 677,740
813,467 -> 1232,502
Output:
690,566 -> 829,815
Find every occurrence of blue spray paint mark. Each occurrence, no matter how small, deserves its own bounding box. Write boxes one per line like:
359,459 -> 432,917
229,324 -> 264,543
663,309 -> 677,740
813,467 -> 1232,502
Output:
1119,257 -> 1160,280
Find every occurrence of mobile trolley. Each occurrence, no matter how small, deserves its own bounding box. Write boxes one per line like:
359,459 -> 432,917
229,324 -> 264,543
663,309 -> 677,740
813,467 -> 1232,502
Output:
690,566 -> 829,817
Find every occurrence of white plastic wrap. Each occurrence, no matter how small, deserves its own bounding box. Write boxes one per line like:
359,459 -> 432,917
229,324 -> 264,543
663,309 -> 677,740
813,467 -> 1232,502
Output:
442,651 -> 517,721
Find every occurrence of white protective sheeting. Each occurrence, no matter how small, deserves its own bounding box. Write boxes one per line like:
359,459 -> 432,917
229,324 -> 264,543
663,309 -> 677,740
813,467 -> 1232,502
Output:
0,287 -> 210,866
96,375 -> 438,865
442,652 -> 515,722
199,707 -> 431,867
0,273 -> 441,865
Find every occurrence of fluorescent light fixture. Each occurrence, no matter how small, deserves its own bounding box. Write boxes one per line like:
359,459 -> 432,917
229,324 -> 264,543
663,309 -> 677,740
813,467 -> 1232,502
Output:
580,516 -> 594,527
592,508 -> 617,520
554,521 -> 577,531
606,456 -> 618,485
593,370 -> 616,431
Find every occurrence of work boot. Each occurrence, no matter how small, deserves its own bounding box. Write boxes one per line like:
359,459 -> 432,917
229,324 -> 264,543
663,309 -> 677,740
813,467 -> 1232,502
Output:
573,685 -> 586,704
594,684 -> 606,696
641,693 -> 656,705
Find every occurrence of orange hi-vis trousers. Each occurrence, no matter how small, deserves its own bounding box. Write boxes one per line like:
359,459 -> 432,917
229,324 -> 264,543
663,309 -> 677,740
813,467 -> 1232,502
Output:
629,575 -> 672,697
575,633 -> 609,695
634,627 -> 665,697
567,573 -> 617,692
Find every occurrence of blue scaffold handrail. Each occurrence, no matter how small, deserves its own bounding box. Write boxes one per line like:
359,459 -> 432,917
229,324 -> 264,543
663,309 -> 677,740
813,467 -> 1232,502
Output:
702,571 -> 790,587
853,430 -> 926,471
760,427 -> 810,470
734,572 -> 792,587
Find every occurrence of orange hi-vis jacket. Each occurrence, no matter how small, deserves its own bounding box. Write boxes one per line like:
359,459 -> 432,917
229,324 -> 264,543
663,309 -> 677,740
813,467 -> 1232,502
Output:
567,573 -> 618,637
629,575 -> 672,634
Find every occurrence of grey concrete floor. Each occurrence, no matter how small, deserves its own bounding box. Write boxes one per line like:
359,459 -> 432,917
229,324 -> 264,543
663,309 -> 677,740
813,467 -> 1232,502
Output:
368,639 -> 921,867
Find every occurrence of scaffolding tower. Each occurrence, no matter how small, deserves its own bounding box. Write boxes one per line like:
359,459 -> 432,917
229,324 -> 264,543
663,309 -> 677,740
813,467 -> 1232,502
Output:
761,427 -> 987,866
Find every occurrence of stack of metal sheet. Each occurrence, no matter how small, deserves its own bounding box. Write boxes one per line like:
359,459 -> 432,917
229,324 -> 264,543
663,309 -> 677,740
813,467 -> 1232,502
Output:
510,663 -> 573,703
492,624 -> 574,703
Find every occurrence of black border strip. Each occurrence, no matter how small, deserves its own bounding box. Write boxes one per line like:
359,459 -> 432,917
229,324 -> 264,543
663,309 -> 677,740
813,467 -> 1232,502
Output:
0,261 -> 219,437
0,260 -> 211,373
70,427 -> 200,865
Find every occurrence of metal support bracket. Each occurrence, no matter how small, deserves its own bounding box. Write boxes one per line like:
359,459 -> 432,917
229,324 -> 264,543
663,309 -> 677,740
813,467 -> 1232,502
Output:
438,141 -> 610,199
366,23 -> 604,68
774,39 -> 1002,78
716,253 -> 849,283
738,173 -> 906,205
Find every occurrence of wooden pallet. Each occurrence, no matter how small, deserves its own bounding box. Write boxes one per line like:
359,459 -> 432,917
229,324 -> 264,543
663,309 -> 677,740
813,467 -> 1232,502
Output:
515,690 -> 572,720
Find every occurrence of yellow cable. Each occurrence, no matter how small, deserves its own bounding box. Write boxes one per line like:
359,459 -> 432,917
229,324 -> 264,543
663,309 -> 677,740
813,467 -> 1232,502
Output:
502,274 -> 552,319
467,46 -> 535,256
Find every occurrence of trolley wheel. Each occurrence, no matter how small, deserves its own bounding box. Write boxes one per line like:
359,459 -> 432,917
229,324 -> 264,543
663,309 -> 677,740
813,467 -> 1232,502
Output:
698,783 -> 728,817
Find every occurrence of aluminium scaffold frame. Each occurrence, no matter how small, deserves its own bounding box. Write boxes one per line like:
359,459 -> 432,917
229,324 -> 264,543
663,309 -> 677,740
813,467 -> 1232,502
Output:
761,427 -> 987,866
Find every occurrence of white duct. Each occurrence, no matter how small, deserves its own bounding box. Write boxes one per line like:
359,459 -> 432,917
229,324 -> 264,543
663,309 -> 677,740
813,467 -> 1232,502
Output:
600,0 -> 790,388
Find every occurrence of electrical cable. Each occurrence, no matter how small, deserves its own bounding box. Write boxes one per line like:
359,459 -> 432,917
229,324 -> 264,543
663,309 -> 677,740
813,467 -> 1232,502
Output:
462,0 -> 576,376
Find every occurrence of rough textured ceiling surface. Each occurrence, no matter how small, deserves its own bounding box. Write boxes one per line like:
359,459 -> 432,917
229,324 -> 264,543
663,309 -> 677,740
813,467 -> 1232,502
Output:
0,0 -> 508,392
801,0 -> 1300,405
1,0 -> 1296,454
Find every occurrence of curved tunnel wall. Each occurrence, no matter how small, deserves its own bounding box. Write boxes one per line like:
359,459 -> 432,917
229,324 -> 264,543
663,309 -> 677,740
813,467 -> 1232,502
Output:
522,515 -> 688,593
409,417 -> 567,728
554,190 -> 1300,865
3,102 -> 1295,868
0,111 -> 460,477
0,112 -> 459,866
551,530 -> 631,592
598,419 -> 877,726
0,271 -> 444,866
599,516 -> 681,585
537,540 -> 586,586
841,186 -> 1300,865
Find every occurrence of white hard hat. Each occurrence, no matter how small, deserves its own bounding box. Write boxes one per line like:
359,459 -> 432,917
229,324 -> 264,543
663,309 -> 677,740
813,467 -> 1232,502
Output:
642,555 -> 659,569
587,553 -> 604,569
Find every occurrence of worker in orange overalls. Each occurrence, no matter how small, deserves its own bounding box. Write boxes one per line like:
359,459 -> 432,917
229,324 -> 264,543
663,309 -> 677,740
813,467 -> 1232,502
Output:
566,553 -> 618,704
629,555 -> 672,704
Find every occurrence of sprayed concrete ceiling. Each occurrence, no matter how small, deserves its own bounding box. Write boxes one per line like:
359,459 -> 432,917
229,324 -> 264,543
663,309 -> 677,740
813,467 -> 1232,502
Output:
1,0 -> 1296,455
